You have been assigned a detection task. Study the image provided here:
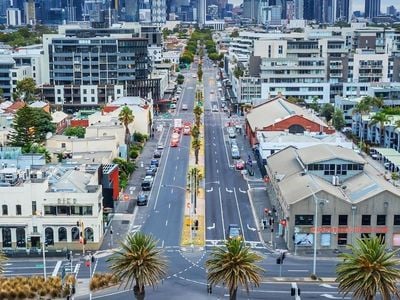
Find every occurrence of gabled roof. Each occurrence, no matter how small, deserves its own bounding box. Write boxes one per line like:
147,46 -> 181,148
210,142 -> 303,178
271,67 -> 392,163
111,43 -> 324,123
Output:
5,101 -> 25,113
51,111 -> 68,123
30,101 -> 48,108
246,95 -> 327,131
297,144 -> 365,165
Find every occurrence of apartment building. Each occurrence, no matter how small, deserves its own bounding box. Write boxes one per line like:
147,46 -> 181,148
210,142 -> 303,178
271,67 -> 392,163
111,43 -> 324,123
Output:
0,164 -> 104,251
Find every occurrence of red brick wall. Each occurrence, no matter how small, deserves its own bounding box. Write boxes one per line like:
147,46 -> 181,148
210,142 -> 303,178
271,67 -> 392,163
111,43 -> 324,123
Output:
70,119 -> 89,128
263,115 -> 335,134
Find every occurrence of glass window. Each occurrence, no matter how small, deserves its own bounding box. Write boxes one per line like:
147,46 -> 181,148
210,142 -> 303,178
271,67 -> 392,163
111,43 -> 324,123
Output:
44,206 -> 57,215
58,227 -> 67,242
45,227 -> 54,245
32,201 -> 37,215
337,233 -> 347,245
376,233 -> 385,243
71,227 -> 80,241
83,206 -> 92,215
2,205 -> 7,215
394,215 -> 400,225
16,205 -> 21,215
295,215 -> 314,225
57,206 -> 70,215
2,228 -> 11,247
338,215 -> 348,226
362,215 -> 371,226
377,215 -> 386,226
321,215 -> 331,226
16,228 -> 25,247
84,227 -> 94,242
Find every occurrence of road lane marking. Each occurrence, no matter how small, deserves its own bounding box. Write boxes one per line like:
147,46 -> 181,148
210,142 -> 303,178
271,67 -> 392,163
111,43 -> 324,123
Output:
215,160 -> 218,164
206,187 -> 213,192
233,188 -> 246,242
216,169 -> 219,173
171,189 -> 174,194
225,187 -> 233,193
168,203 -> 171,209
52,261 -> 62,277
173,176 -> 175,181
161,240 -> 164,248
239,187 -> 247,193
218,187 -> 226,237
288,269 -> 309,272
165,220 -> 168,226
175,165 -> 178,170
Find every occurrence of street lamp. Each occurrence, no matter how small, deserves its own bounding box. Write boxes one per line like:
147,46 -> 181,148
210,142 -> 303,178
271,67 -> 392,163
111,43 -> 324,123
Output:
41,228 -> 47,280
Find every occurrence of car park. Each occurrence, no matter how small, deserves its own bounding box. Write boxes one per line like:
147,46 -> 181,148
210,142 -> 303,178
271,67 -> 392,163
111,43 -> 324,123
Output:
141,176 -> 154,191
150,159 -> 159,167
227,224 -> 242,240
137,193 -> 148,206
235,160 -> 245,170
153,151 -> 161,158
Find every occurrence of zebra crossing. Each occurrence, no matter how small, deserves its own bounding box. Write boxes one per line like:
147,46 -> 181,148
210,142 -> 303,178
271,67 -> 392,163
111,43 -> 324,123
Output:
205,239 -> 266,249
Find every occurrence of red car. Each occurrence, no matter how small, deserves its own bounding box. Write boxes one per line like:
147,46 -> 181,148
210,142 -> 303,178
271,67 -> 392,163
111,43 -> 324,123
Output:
235,160 -> 245,170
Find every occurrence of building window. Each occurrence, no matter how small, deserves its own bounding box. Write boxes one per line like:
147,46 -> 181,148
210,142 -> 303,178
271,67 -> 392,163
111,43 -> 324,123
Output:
71,227 -> 80,241
2,228 -> 11,247
57,206 -> 70,215
295,215 -> 314,225
377,215 -> 386,226
58,227 -> 67,242
278,45 -> 283,54
338,215 -> 348,226
84,227 -> 94,242
16,205 -> 21,215
32,201 -> 37,215
91,97 -> 95,102
44,206 -> 57,215
2,204 -> 8,215
321,215 -> 331,226
376,233 -> 385,243
337,233 -> 347,245
394,215 -> 400,225
61,143 -> 66,148
45,227 -> 54,245
362,215 -> 371,226
16,228 -> 25,247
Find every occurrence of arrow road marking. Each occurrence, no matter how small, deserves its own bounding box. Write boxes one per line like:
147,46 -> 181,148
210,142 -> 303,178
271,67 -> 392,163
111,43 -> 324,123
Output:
247,224 -> 256,231
239,188 -> 247,193
206,187 -> 213,192
226,188 -> 233,193
207,223 -> 215,230
321,294 -> 350,299
320,284 -> 337,289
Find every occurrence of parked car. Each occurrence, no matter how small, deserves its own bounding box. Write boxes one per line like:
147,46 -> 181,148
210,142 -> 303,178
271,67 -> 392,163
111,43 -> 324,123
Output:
141,176 -> 154,191
151,159 -> 159,167
221,102 -> 226,108
182,104 -> 188,110
235,160 -> 245,170
227,224 -> 242,240
230,139 -> 238,147
157,143 -> 164,150
183,126 -> 191,135
153,151 -> 161,158
231,148 -> 240,159
145,167 -> 156,177
137,193 -> 148,206
170,103 -> 177,109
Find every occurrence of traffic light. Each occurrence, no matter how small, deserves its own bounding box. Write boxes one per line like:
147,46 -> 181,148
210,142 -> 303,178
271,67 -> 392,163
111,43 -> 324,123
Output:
194,220 -> 199,230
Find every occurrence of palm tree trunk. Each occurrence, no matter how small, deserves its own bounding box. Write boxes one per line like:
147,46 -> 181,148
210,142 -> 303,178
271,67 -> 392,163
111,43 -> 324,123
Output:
134,279 -> 145,300
195,149 -> 199,164
230,287 -> 238,300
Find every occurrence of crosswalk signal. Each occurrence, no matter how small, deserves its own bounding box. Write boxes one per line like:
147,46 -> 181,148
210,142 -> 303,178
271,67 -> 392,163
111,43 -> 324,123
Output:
91,255 -> 95,263
194,220 -> 199,231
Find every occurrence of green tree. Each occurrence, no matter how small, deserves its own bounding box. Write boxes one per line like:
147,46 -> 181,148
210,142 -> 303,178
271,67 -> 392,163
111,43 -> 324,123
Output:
336,237 -> 400,300
206,239 -> 264,300
29,144 -> 51,163
118,106 -> 135,148
218,61 -> 224,68
191,125 -> 200,140
332,109 -> 346,131
197,64 -> 203,82
193,105 -> 203,128
192,138 -> 201,165
112,157 -> 136,189
208,52 -> 220,61
180,52 -> 194,64
9,106 -> 55,151
320,103 -> 335,122
108,233 -> 167,300
15,78 -> 37,102
309,97 -> 320,112
230,30 -> 239,38
64,126 -> 86,138
177,74 -> 184,85
233,66 -> 243,79
370,112 -> 390,145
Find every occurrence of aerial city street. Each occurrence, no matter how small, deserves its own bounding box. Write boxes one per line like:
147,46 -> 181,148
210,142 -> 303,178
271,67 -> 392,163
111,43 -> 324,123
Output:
0,0 -> 400,299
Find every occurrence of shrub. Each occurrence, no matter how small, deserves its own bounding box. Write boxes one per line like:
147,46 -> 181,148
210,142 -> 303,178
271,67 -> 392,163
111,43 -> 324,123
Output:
8,289 -> 17,299
16,288 -> 27,299
50,288 -> 59,298
129,149 -> 139,159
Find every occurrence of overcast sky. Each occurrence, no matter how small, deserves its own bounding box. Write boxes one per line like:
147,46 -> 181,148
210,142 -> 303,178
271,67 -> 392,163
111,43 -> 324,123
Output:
228,0 -> 398,12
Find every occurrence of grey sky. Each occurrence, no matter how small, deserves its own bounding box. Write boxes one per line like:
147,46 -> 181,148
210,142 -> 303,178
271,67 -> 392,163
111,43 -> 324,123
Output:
228,0 -> 398,12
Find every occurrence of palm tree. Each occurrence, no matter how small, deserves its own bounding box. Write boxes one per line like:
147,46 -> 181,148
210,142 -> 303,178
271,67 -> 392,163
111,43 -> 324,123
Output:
363,95 -> 384,109
108,233 -> 167,300
370,112 -> 390,146
206,239 -> 264,300
353,99 -> 376,150
192,138 -> 201,165
119,106 -> 135,148
193,105 -> 203,128
336,237 -> 400,300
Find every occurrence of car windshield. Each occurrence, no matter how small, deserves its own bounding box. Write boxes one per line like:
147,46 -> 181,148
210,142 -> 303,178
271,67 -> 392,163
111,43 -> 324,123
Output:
230,228 -> 240,237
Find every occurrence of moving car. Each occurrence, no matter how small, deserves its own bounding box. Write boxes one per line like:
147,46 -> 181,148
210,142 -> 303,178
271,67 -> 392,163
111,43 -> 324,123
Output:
182,104 -> 188,110
235,160 -> 245,170
229,131 -> 236,139
227,224 -> 242,240
153,150 -> 161,158
145,167 -> 156,177
192,74 -> 197,78
212,105 -> 219,112
141,176 -> 154,191
230,139 -> 238,147
137,193 -> 148,206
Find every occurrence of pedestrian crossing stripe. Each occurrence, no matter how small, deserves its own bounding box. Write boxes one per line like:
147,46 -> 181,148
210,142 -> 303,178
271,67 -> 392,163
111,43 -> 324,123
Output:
205,240 -> 265,249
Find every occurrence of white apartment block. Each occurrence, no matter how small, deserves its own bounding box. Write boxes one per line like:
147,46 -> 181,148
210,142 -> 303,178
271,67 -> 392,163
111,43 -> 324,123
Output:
0,165 -> 103,251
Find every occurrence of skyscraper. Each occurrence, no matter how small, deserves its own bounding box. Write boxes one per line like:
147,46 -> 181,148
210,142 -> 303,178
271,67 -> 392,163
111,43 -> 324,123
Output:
197,0 -> 205,27
294,0 -> 304,19
364,0 -> 380,18
336,0 -> 350,22
123,0 -> 140,21
303,0 -> 314,20
151,0 -> 166,23
243,0 -> 259,21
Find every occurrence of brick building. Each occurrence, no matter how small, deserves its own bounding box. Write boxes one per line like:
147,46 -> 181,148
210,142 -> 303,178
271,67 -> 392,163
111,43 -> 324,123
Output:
245,95 -> 335,146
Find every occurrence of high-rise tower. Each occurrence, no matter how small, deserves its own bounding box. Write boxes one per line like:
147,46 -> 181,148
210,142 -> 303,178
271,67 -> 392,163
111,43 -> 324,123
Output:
364,0 -> 380,18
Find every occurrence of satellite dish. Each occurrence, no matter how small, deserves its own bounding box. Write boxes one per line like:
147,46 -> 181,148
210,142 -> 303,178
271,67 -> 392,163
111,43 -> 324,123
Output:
46,132 -> 53,139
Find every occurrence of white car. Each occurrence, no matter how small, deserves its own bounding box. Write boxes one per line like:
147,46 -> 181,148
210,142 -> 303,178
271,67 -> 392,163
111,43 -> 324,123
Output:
192,74 -> 197,78
212,105 -> 219,112
182,104 -> 188,110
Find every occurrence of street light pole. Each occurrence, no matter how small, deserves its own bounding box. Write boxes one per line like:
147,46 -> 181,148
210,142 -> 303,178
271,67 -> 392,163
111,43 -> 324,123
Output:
313,195 -> 318,276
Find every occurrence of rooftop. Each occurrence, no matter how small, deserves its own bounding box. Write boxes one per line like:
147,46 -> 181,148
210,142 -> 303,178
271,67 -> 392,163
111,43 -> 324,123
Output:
297,144 -> 365,165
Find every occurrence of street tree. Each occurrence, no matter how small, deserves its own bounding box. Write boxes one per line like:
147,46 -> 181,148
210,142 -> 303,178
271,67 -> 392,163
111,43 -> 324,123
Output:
108,232 -> 167,300
206,239 -> 264,300
64,126 -> 86,138
197,64 -> 203,82
320,103 -> 335,122
370,112 -> 390,146
29,144 -> 52,163
112,157 -> 136,189
118,106 -> 135,148
336,237 -> 400,300
9,106 -> 55,151
176,74 -> 184,85
332,109 -> 346,131
192,137 -> 201,165
15,78 -> 37,102
193,105 -> 203,128
191,125 -> 200,140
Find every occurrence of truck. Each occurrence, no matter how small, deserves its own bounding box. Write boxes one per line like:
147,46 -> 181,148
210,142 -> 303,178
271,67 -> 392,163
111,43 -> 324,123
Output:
174,118 -> 182,129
